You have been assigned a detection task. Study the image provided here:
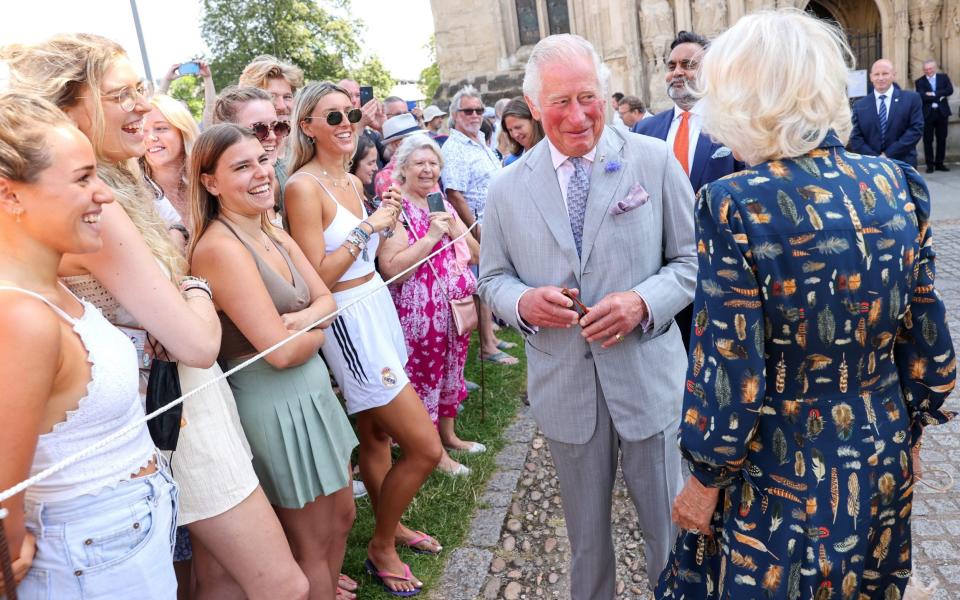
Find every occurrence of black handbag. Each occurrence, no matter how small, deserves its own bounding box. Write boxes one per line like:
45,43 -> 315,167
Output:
145,357 -> 183,451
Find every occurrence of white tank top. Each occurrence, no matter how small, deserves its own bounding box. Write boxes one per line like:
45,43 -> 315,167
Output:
0,285 -> 156,504
289,172 -> 377,282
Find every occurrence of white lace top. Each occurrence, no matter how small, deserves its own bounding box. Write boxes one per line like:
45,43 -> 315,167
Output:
0,285 -> 156,504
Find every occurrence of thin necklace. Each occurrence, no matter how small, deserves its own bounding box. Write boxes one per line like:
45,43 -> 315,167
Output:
319,165 -> 349,188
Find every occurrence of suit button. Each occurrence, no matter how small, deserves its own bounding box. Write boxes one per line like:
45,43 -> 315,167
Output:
584,351 -> 592,359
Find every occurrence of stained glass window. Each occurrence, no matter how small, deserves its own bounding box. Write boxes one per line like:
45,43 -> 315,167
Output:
516,0 -> 541,46
546,0 -> 570,35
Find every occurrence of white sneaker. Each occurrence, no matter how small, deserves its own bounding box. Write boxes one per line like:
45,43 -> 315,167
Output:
352,480 -> 368,499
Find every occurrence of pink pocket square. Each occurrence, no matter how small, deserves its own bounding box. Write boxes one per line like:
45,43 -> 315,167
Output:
610,183 -> 650,215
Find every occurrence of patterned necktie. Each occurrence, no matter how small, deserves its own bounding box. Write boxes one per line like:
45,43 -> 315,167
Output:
878,94 -> 888,141
673,111 -> 691,175
566,157 -> 589,255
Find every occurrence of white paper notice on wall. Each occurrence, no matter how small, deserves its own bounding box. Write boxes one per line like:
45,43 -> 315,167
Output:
848,69 -> 868,98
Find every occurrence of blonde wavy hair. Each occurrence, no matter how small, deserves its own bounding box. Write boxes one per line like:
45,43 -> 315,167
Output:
187,124 -> 279,260
142,95 -> 199,189
287,81 -> 354,176
697,9 -> 854,166
2,33 -> 186,279
239,55 -> 304,92
0,91 -> 75,183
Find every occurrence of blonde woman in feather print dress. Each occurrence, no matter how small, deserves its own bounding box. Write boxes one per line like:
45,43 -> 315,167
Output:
656,10 -> 956,600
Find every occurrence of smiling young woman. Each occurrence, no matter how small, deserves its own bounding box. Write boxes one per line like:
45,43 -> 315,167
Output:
0,90 -> 179,600
285,82 -> 445,596
142,95 -> 200,227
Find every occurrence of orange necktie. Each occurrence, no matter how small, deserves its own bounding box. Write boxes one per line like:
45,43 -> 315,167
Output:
673,111 -> 691,175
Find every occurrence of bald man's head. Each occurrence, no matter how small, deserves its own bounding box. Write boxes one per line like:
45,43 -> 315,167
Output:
870,59 -> 896,94
339,79 -> 361,108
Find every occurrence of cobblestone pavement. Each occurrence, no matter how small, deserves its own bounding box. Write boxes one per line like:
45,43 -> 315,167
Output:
435,185 -> 960,600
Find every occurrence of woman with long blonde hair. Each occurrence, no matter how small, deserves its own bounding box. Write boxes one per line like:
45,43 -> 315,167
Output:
286,81 -> 443,596
2,33 -> 312,600
142,94 -> 199,226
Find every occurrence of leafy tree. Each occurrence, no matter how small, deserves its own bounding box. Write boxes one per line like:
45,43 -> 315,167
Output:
418,35 -> 440,100
201,0 -> 366,90
167,76 -> 204,121
352,55 -> 395,98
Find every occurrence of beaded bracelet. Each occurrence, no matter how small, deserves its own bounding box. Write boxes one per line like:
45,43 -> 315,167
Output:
345,227 -> 371,261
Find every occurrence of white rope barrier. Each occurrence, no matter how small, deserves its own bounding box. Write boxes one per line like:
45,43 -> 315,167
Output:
0,221 -> 478,504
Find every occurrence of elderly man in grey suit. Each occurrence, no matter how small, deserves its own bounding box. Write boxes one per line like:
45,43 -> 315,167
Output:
478,34 -> 697,598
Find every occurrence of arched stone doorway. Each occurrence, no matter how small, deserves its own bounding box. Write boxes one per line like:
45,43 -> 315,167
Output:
804,0 -> 882,71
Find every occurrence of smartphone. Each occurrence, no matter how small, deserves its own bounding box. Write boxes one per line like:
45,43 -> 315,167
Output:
561,288 -> 589,318
359,85 -> 374,106
179,61 -> 200,75
426,192 -> 446,213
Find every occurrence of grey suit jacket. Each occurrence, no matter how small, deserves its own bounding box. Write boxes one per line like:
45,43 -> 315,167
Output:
478,127 -> 697,444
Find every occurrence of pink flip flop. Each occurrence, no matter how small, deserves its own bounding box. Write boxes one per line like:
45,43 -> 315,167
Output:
364,558 -> 422,597
398,530 -> 443,555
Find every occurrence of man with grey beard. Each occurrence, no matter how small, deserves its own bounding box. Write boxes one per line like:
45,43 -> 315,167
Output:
633,31 -> 741,350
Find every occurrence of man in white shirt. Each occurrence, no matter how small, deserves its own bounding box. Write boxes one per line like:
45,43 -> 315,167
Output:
850,58 -> 924,166
479,33 -> 696,599
632,31 -> 741,349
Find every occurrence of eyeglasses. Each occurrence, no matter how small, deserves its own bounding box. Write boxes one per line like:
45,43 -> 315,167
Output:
458,107 -> 484,116
249,120 -> 291,142
306,109 -> 363,126
79,83 -> 148,112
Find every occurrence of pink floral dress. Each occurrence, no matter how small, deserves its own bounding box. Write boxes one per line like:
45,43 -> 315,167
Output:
389,197 -> 477,426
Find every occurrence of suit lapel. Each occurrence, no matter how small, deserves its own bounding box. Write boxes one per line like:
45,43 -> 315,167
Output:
580,128 -> 626,266
887,88 -> 899,124
523,143 -> 581,277
690,134 -> 713,192
652,110 -> 672,140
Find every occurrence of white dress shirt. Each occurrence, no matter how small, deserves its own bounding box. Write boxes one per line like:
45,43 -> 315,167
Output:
548,139 -> 596,212
928,75 -> 939,108
666,103 -> 704,169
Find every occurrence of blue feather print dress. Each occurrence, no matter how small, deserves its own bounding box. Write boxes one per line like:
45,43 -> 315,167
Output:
655,132 -> 956,600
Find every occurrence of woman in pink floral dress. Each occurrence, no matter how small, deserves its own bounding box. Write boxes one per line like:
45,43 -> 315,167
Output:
379,134 -> 484,475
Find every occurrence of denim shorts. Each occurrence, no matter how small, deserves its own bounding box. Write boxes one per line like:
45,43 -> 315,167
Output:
18,463 -> 179,599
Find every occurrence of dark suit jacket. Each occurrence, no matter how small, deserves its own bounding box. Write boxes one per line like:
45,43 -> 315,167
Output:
631,108 -> 742,194
631,107 -> 742,350
915,73 -> 954,118
849,88 -> 924,166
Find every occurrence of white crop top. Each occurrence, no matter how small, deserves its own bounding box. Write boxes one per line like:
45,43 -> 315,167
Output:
289,172 -> 377,282
0,285 -> 156,504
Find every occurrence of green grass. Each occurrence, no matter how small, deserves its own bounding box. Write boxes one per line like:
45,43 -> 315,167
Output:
342,328 -> 527,599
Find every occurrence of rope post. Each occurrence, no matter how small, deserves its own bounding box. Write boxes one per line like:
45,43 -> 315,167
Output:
0,507 -> 18,600
479,337 -> 486,422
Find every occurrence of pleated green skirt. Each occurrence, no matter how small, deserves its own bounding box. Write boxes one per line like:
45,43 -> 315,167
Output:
225,355 -> 358,509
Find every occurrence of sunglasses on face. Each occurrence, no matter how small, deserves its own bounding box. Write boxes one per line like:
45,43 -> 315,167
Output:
249,120 -> 291,142
458,107 -> 484,116
307,108 -> 363,126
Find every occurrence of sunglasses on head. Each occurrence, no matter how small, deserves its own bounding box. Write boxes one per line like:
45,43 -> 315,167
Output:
250,120 -> 291,142
306,108 -> 363,126
458,107 -> 484,116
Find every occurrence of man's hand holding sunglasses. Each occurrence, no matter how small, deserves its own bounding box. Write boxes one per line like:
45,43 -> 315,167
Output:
518,287 -> 582,329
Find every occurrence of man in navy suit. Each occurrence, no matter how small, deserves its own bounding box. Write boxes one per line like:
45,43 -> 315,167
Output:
915,59 -> 954,173
850,58 -> 924,166
632,30 -> 741,349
